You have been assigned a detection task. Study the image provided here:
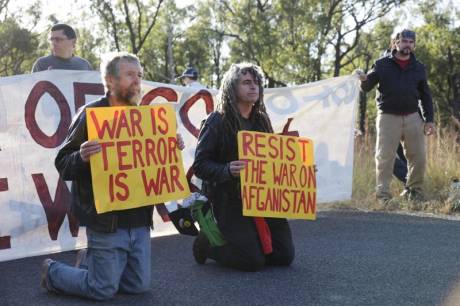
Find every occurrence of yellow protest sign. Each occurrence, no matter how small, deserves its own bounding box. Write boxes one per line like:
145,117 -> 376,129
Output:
238,131 -> 316,220
86,104 -> 190,214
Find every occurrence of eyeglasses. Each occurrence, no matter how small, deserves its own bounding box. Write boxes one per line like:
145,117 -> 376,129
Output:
49,37 -> 69,43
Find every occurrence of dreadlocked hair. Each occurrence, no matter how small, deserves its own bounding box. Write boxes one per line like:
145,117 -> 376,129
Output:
216,62 -> 273,138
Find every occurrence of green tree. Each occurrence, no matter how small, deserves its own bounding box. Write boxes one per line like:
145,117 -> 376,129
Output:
137,0 -> 188,83
177,0 -> 226,87
0,18 -> 39,75
414,0 -> 460,127
91,0 -> 164,54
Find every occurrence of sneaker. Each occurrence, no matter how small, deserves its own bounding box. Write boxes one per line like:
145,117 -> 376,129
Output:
193,232 -> 209,265
400,188 -> 411,199
40,258 -> 54,291
75,249 -> 87,269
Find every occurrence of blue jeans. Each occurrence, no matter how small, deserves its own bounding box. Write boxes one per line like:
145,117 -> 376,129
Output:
47,226 -> 151,300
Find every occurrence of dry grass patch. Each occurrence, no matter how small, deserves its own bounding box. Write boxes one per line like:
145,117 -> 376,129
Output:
328,129 -> 460,215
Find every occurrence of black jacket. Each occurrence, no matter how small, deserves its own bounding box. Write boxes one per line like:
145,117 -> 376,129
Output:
360,50 -> 434,122
55,96 -> 153,232
192,111 -> 287,246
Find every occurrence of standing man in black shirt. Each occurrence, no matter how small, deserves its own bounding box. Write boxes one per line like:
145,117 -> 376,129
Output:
359,29 -> 435,204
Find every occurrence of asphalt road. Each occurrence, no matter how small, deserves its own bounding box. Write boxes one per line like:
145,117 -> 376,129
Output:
1,211 -> 460,306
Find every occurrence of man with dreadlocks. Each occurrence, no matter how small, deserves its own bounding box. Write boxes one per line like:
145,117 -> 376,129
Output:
192,63 -> 295,271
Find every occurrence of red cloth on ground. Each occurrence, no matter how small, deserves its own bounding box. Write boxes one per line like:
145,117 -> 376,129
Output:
254,217 -> 273,254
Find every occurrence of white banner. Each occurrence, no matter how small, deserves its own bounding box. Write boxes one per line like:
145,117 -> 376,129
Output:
0,70 -> 359,262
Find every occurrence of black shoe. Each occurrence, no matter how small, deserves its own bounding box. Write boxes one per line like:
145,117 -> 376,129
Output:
193,232 -> 209,265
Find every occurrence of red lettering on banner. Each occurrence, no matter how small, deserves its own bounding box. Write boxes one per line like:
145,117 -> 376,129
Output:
109,173 -> 129,202
150,107 -> 169,135
179,90 -> 214,195
0,236 -> 11,250
298,139 -> 310,163
90,109 -> 144,140
241,132 -> 255,156
308,165 -> 316,188
141,87 -> 214,220
141,165 -> 184,196
286,138 -> 296,161
117,140 -> 132,170
141,87 -> 178,105
73,82 -> 104,112
180,90 -> 214,137
280,117 -> 299,137
242,185 -> 264,210
132,139 -> 145,168
130,109 -> 143,136
282,189 -> 291,212
89,109 -> 118,139
254,134 -> 266,157
100,141 -> 115,171
168,137 -> 178,163
299,165 -> 307,187
0,177 -> 8,191
145,139 -> 158,164
273,163 -> 288,185
158,107 -> 169,134
170,165 -> 185,192
156,138 -> 167,164
116,110 -> 132,137
31,174 -> 79,240
0,177 -> 10,249
25,81 -> 71,148
268,136 -> 280,159
244,160 -> 267,184
307,191 -> 316,214
295,191 -> 307,213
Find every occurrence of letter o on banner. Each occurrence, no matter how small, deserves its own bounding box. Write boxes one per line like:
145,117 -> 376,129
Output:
180,90 -> 214,138
140,87 -> 178,105
25,81 -> 71,148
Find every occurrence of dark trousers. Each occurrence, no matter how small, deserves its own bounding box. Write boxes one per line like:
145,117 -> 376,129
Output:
209,218 -> 295,272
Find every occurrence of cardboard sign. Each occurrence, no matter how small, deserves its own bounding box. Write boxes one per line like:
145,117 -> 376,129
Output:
87,104 -> 190,213
238,131 -> 316,220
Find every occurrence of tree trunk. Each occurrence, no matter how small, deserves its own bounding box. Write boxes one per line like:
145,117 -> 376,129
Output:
166,24 -> 175,84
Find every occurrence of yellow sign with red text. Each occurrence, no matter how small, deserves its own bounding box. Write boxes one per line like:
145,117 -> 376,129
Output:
238,131 -> 316,220
86,104 -> 190,214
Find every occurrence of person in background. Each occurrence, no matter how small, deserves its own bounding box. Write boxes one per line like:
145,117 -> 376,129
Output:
358,29 -> 436,205
176,67 -> 206,89
40,52 -> 184,300
192,62 -> 295,271
32,23 -> 92,72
